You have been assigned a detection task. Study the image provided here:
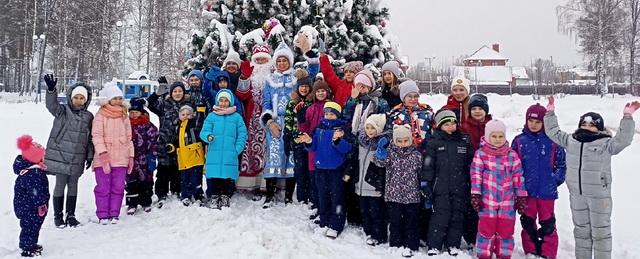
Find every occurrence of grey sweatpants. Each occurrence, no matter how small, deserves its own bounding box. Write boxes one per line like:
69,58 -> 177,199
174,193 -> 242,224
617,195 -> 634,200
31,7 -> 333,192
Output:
53,174 -> 80,197
570,194 -> 612,259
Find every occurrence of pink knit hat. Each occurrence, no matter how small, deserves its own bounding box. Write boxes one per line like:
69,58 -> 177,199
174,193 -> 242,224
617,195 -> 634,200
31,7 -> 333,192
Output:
17,135 -> 46,164
484,119 -> 507,139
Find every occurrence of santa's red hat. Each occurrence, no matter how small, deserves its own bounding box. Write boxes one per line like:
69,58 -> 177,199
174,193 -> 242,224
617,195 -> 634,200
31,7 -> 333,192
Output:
251,44 -> 272,64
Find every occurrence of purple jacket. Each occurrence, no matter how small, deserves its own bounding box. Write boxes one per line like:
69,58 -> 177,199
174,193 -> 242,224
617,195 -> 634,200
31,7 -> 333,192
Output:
128,115 -> 159,183
375,145 -> 422,204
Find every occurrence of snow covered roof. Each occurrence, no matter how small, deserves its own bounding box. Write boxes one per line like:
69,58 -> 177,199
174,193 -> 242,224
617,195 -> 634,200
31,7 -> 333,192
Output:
511,66 -> 529,80
128,71 -> 150,80
567,67 -> 596,77
464,45 -> 508,61
451,66 -> 512,86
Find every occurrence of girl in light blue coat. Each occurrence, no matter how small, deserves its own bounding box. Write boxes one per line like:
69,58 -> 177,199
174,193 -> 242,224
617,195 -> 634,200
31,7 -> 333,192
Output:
200,89 -> 247,209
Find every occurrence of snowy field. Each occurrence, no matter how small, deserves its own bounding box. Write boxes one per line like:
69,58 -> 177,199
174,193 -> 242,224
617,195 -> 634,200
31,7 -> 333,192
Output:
0,92 -> 639,259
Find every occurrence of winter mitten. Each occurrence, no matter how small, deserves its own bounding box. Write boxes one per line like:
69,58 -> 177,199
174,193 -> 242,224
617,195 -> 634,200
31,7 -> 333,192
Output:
375,137 -> 389,160
294,101 -> 306,113
155,83 -> 169,96
98,152 -> 111,174
127,157 -> 134,175
38,204 -> 48,217
546,96 -> 555,112
420,181 -> 432,200
471,194 -> 483,212
44,74 -> 57,91
623,101 -> 640,116
267,120 -> 282,139
294,31 -> 312,53
240,60 -> 253,79
516,196 -> 527,214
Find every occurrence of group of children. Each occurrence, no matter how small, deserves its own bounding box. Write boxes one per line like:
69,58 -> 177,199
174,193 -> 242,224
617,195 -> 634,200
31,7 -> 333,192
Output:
12,62 -> 640,259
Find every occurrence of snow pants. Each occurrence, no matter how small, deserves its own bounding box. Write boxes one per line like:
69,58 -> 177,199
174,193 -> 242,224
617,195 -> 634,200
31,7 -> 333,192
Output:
316,169 -> 346,232
520,197 -> 558,259
427,194 -> 466,250
570,194 -> 612,259
180,166 -> 204,201
125,180 -> 154,208
476,208 -> 516,259
94,167 -> 126,219
388,202 -> 419,251
18,213 -> 45,251
206,178 -> 236,196
359,196 -> 388,243
155,163 -> 180,200
293,145 -> 311,203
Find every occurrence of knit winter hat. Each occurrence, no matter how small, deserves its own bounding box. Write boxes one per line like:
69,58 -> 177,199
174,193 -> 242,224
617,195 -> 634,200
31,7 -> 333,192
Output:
223,49 -> 241,68
273,42 -> 294,66
392,124 -> 412,143
100,82 -> 123,101
382,60 -> 402,79
485,119 -> 507,139
71,86 -> 88,100
526,103 -> 546,122
295,68 -> 312,89
310,81 -> 331,101
128,97 -> 146,112
399,80 -> 420,101
469,94 -> 489,114
451,76 -> 471,93
188,70 -> 204,85
365,113 -> 386,135
179,105 -> 194,114
170,81 -> 186,93
435,109 -> 458,129
17,135 -> 46,164
323,101 -> 342,117
251,44 -> 272,63
579,112 -> 605,131
216,89 -> 234,106
343,61 -> 364,74
353,69 -> 375,88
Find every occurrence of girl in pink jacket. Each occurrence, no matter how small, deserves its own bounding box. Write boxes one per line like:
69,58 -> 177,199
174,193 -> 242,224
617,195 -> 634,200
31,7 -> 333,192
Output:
92,83 -> 135,225
470,119 -> 527,259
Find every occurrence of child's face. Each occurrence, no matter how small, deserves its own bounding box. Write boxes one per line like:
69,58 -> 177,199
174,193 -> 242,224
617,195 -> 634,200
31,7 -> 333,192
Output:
357,83 -> 371,94
324,111 -> 337,120
218,97 -> 230,108
488,131 -> 506,147
451,85 -> 469,102
382,71 -> 395,85
298,85 -> 310,96
171,87 -> 184,101
394,137 -> 412,148
71,94 -> 87,108
218,80 -> 228,89
441,121 -> 457,134
470,107 -> 486,121
527,118 -> 543,133
403,92 -> 419,108
226,62 -> 239,73
580,122 -> 599,133
189,76 -> 201,89
344,70 -> 355,82
130,110 -> 142,119
365,124 -> 378,138
109,96 -> 123,106
315,89 -> 328,101
179,110 -> 193,121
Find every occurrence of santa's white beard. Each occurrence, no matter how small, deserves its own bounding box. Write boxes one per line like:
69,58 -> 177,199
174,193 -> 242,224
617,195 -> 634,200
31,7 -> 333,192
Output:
251,63 -> 272,87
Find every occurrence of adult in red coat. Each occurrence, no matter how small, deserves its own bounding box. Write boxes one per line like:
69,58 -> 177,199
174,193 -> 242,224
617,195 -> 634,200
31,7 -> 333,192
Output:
319,53 -> 363,107
442,76 -> 471,125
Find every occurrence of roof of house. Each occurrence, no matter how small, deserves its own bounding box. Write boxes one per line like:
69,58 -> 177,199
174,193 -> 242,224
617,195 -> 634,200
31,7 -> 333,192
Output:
451,66 -> 513,86
464,45 -> 508,61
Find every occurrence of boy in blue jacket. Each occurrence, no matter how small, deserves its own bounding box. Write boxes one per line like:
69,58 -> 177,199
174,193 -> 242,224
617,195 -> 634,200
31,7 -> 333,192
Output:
297,101 -> 353,239
14,135 -> 50,257
512,103 -> 566,259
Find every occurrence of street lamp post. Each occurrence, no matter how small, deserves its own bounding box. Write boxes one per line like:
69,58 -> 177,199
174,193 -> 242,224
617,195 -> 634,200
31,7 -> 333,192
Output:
33,34 -> 45,103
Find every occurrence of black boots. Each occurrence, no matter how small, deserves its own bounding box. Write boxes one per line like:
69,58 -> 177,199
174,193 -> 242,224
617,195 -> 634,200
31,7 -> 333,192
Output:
53,196 -> 65,228
285,178 -> 296,204
263,179 -> 277,209
65,196 -> 80,227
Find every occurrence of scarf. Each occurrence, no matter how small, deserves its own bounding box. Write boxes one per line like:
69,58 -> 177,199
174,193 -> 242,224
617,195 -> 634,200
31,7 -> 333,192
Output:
481,139 -> 511,157
130,114 -> 150,127
351,99 -> 378,135
572,129 -> 611,143
100,103 -> 127,118
212,105 -> 237,115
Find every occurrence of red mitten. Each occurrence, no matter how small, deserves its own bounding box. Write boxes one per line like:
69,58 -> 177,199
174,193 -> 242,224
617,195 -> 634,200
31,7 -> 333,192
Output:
38,204 -> 48,217
471,194 -> 483,212
546,96 -> 555,112
127,157 -> 134,175
294,101 -> 306,113
98,152 -> 111,174
623,101 -> 640,116
240,60 -> 253,78
516,196 -> 527,214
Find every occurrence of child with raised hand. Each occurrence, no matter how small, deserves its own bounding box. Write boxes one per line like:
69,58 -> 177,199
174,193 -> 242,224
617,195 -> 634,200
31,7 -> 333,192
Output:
470,119 -> 527,259
296,101 -> 353,239
92,83 -> 135,225
200,89 -> 247,209
14,135 -> 50,257
43,74 -> 94,228
544,96 -> 639,259
374,124 -> 423,258
125,97 -> 159,215
512,103 -> 566,259
422,110 -> 474,257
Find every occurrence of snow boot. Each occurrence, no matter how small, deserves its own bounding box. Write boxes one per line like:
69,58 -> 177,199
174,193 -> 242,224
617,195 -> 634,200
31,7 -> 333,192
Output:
427,248 -> 439,256
402,248 -> 415,258
448,247 -> 461,257
325,228 -> 338,239
65,196 -> 80,227
20,248 -> 41,257
53,196 -> 66,228
284,178 -> 295,205
127,206 -> 137,215
99,219 -> 109,225
143,206 -> 152,213
181,198 -> 192,207
219,195 -> 230,208
263,179 -> 277,209
110,217 -> 119,224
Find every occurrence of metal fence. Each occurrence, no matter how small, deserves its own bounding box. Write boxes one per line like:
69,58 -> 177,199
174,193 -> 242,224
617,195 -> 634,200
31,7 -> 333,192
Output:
416,82 -> 634,95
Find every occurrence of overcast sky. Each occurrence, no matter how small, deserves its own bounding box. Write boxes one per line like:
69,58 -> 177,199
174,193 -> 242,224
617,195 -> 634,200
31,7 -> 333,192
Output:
386,0 -> 582,67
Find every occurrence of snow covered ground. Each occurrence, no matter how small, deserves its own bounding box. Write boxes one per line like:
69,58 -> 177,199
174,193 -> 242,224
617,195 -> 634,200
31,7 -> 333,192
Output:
0,93 -> 639,259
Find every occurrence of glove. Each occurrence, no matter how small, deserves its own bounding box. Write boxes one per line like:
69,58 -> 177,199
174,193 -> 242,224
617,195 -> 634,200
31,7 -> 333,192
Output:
471,194 -> 483,212
127,157 -> 134,175
420,181 -> 432,200
318,38 -> 327,53
146,154 -> 157,172
155,83 -> 169,95
44,74 -> 57,91
375,137 -> 389,160
38,204 -> 48,217
546,96 -> 555,112
267,120 -> 282,139
85,159 -> 93,170
240,60 -> 253,78
98,152 -> 111,174
623,101 -> 640,116
516,196 -> 527,214
294,101 -> 306,113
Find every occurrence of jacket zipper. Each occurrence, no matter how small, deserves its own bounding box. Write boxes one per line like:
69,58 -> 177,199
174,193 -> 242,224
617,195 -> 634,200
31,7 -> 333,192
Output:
578,142 -> 584,195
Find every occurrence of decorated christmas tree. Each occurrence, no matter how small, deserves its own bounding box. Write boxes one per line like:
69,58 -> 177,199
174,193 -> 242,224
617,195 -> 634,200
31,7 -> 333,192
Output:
184,0 -> 399,75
